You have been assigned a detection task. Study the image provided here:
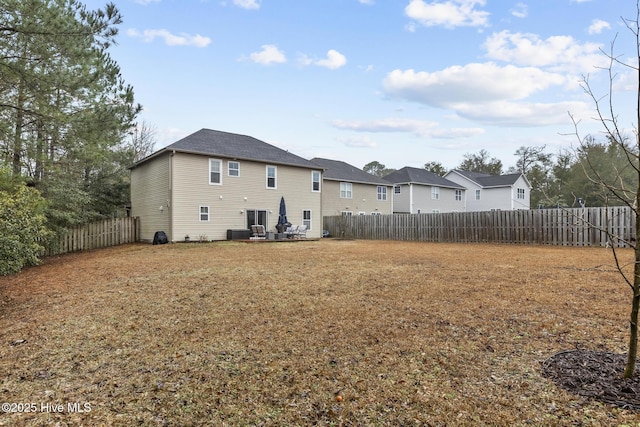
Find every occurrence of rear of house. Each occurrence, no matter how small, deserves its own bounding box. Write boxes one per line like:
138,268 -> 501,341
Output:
384,167 -> 466,213
444,170 -> 531,211
310,158 -> 393,216
131,129 -> 323,241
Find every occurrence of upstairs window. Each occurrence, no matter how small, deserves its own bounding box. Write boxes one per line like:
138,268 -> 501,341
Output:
431,187 -> 440,200
266,165 -> 277,189
475,190 -> 481,200
455,189 -> 462,201
377,186 -> 387,201
340,182 -> 352,198
394,185 -> 401,194
312,171 -> 321,192
517,188 -> 525,199
209,159 -> 222,185
228,161 -> 240,177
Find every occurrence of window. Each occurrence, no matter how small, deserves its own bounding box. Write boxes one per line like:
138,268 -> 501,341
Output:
377,186 -> 387,201
199,206 -> 209,221
475,189 -> 481,200
517,188 -> 525,199
432,209 -> 440,213
432,186 -> 440,200
303,210 -> 312,229
312,171 -> 321,192
340,182 -> 352,198
358,211 -> 366,216
209,159 -> 222,185
341,211 -> 353,216
266,166 -> 277,189
371,212 -> 382,216
394,185 -> 401,194
455,189 -> 462,201
228,161 -> 240,177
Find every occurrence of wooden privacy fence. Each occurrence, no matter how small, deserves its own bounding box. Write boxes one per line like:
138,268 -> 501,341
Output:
324,207 -> 635,247
45,217 -> 139,256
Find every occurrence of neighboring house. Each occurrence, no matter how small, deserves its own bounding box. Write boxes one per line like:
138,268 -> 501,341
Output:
383,166 -> 466,214
130,129 -> 323,242
310,158 -> 393,216
444,169 -> 531,211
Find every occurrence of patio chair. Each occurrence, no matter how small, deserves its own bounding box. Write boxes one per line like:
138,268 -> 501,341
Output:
296,224 -> 308,239
251,224 -> 266,239
285,225 -> 298,238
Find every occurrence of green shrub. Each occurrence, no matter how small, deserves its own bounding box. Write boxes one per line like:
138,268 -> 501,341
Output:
0,177 -> 49,276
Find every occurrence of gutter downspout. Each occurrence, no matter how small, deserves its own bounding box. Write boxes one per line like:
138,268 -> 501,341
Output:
169,151 -> 174,242
409,183 -> 414,214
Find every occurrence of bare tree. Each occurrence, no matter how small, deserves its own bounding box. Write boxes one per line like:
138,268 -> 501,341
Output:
569,3 -> 640,378
129,121 -> 157,163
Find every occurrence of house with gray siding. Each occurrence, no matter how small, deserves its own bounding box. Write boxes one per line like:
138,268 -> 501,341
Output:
383,167 -> 466,214
310,158 -> 393,216
130,129 -> 323,241
444,170 -> 531,211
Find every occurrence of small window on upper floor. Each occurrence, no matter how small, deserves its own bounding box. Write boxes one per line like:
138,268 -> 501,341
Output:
517,188 -> 525,199
377,186 -> 387,201
394,185 -> 401,194
266,165 -> 277,189
228,161 -> 240,177
312,171 -> 321,192
340,182 -> 352,199
432,186 -> 440,200
209,159 -> 222,185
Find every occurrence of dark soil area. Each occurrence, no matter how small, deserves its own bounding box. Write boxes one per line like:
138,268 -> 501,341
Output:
542,349 -> 640,411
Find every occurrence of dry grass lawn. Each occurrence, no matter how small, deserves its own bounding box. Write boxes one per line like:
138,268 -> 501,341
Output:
1,239 -> 640,426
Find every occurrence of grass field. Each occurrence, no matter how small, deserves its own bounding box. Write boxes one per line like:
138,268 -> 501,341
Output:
1,239 -> 639,426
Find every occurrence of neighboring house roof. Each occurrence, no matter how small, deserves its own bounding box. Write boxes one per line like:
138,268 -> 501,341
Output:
448,169 -> 530,188
133,128 -> 320,169
310,158 -> 392,186
384,166 -> 465,190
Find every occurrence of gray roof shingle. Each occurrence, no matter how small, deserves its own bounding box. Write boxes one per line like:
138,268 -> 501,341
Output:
384,167 -> 465,189
451,170 -> 524,187
310,158 -> 392,185
135,128 -> 319,169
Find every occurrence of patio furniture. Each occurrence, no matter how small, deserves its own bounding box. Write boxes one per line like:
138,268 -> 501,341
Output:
251,224 -> 266,239
295,225 -> 308,239
285,225 -> 298,238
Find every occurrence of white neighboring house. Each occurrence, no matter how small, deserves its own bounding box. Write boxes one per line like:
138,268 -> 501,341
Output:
444,170 -> 531,211
383,166 -> 466,214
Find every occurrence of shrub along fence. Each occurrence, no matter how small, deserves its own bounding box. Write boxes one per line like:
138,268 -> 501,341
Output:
324,207 -> 635,247
45,217 -> 139,256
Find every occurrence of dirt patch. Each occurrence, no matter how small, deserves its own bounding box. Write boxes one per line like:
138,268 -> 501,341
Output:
0,240 -> 639,425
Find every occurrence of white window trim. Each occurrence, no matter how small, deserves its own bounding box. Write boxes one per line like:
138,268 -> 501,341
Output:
228,161 -> 240,177
372,212 -> 382,216
199,205 -> 210,222
266,165 -> 277,189
340,182 -> 352,199
475,189 -> 481,200
311,171 -> 321,192
517,188 -> 525,199
377,186 -> 387,201
302,209 -> 312,229
209,159 -> 222,185
341,211 -> 353,216
431,186 -> 440,200
455,189 -> 462,201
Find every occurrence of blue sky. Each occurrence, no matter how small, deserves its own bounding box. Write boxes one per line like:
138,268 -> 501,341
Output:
85,0 -> 636,171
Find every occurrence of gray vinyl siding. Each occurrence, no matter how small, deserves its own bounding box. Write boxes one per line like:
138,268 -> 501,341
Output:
130,152 -> 171,242
170,152 -> 322,240
321,180 -> 393,216
392,184 -> 465,213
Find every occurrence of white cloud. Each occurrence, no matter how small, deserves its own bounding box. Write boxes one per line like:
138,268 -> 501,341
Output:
483,30 -> 606,73
315,49 -> 347,70
233,0 -> 260,10
249,44 -> 287,65
383,64 -> 566,107
510,3 -> 527,18
358,0 -> 375,4
451,100 -> 592,126
588,19 -> 611,35
332,118 -> 484,138
126,28 -> 211,47
336,135 -> 378,148
133,0 -> 160,4
405,0 -> 490,29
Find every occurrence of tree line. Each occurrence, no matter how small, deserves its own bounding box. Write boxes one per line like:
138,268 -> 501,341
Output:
363,138 -> 638,209
0,0 -> 154,275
